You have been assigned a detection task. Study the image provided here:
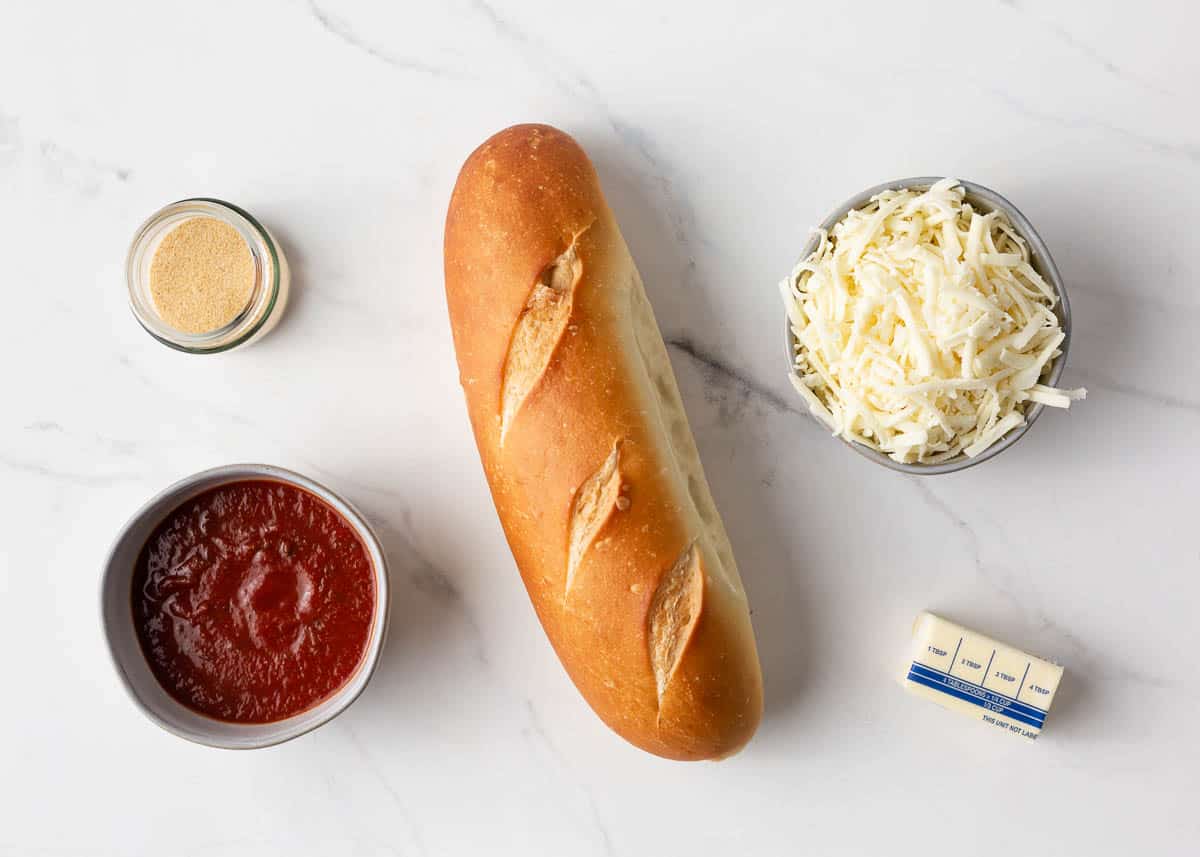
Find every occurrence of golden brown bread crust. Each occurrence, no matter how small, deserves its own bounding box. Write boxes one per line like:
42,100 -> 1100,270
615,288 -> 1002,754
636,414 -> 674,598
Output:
444,124 -> 763,760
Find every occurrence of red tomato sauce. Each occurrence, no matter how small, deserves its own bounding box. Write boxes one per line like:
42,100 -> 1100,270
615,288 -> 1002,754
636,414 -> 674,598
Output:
132,479 -> 376,723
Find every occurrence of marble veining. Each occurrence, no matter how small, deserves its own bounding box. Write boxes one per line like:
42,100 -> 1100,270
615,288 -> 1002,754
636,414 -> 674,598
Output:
520,699 -> 616,857
667,336 -> 794,412
1071,367 -> 1200,415
990,89 -> 1200,164
306,0 -> 469,80
339,720 -> 430,856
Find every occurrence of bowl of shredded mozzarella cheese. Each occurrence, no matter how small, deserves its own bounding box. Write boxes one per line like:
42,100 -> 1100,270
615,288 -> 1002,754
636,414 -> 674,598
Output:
781,178 -> 1085,474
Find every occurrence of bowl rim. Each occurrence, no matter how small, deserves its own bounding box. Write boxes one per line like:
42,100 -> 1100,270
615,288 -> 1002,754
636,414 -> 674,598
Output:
99,463 -> 391,749
782,176 -> 1072,475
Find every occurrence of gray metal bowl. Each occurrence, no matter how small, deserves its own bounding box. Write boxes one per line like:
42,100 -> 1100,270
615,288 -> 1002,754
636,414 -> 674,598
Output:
782,177 -> 1072,475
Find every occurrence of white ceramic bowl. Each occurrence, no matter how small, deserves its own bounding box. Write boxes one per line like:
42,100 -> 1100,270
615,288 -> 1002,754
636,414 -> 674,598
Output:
100,464 -> 390,749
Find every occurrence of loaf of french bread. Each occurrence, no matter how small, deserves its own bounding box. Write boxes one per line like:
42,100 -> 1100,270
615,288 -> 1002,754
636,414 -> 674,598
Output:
443,124 -> 763,760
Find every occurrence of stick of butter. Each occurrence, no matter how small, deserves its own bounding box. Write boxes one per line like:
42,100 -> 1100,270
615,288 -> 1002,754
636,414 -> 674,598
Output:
902,612 -> 1064,740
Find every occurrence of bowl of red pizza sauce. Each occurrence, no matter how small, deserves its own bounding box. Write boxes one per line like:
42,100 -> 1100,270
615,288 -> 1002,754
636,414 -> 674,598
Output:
101,464 -> 390,748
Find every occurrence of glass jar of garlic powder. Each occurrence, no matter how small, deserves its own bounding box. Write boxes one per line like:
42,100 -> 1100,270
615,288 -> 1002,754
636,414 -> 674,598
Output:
126,199 -> 290,353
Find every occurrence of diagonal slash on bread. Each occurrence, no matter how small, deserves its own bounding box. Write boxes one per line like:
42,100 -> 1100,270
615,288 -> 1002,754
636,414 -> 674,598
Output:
499,225 -> 589,445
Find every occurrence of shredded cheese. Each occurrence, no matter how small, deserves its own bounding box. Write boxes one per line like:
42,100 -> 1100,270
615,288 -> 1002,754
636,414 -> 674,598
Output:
780,180 -> 1085,464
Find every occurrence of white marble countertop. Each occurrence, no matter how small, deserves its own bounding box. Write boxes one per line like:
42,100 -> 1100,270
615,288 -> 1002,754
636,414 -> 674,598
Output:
3,1 -> 1198,854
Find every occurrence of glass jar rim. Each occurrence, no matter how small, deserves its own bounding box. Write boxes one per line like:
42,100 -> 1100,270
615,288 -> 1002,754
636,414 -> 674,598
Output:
126,198 -> 282,354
